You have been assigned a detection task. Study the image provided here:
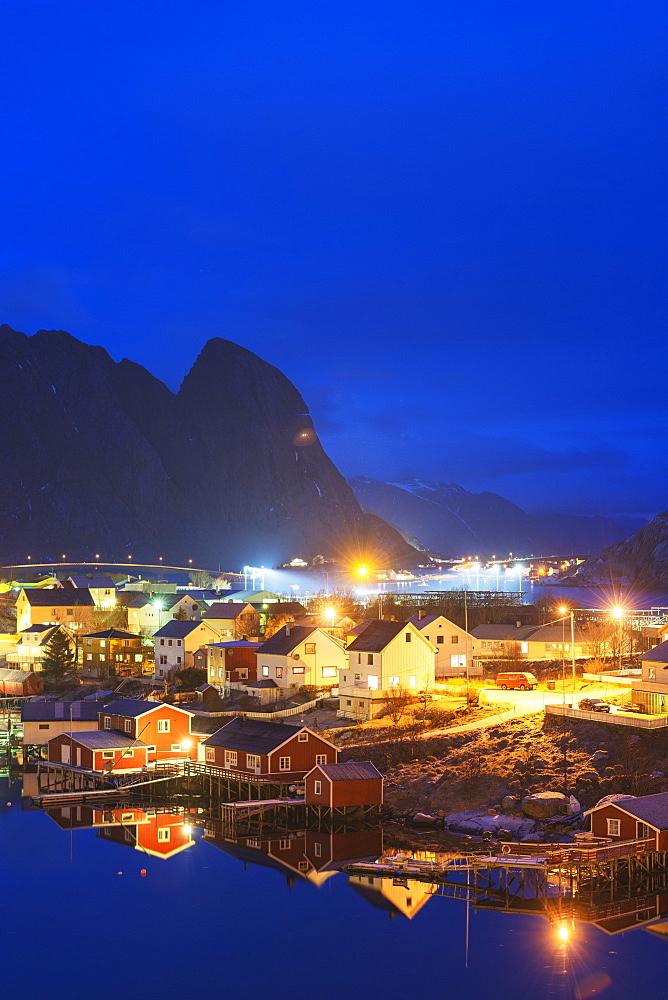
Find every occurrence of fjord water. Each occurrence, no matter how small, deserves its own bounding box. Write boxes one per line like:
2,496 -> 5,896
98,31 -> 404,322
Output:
1,777 -> 664,1000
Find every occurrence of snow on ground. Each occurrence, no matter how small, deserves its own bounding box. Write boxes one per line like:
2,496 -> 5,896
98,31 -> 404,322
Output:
442,809 -> 536,838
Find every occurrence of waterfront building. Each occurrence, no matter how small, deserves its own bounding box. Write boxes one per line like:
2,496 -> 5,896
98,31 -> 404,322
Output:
22,699 -> 101,747
201,718 -> 337,780
0,667 -> 43,696
47,729 -> 149,772
304,761 -> 383,810
97,698 -> 195,763
585,791 -> 668,849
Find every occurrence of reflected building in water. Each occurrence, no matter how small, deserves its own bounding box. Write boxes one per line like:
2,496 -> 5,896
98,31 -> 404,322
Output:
46,804 -> 195,859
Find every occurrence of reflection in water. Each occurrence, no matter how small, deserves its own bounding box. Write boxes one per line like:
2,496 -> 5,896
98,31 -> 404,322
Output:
45,804 -> 196,860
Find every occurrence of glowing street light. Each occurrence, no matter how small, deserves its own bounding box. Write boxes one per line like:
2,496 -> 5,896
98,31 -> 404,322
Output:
357,565 -> 368,578
557,922 -> 571,944
612,607 -> 624,669
325,607 -> 336,626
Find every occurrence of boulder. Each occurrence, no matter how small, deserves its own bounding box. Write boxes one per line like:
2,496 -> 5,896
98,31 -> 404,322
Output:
412,812 -> 438,826
521,791 -> 569,819
568,795 -> 581,814
502,795 -> 519,810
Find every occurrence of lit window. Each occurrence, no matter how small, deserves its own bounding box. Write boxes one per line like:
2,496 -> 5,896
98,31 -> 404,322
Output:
262,665 -> 269,677
225,750 -> 237,767
408,675 -> 416,688
367,675 -> 379,691
247,754 -> 260,769
206,747 -> 215,762
389,676 -> 399,687
322,667 -> 337,677
293,665 -> 305,674
99,640 -> 106,648
276,666 -> 283,678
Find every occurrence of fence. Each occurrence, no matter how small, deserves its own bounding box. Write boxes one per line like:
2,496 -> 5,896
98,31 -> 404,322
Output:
192,699 -> 319,722
547,704 -> 668,729
582,670 -> 641,686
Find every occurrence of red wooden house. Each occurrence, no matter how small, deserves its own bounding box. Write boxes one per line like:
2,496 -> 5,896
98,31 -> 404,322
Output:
97,698 -> 195,763
585,792 -> 668,849
0,668 -> 43,696
201,718 -> 337,781
97,808 -> 195,859
304,761 -> 383,809
47,730 -> 149,772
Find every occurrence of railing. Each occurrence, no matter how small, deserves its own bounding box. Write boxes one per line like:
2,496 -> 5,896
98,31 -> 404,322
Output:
547,704 -> 668,729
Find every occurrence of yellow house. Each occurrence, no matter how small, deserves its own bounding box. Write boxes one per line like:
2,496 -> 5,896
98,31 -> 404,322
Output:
16,588 -> 94,633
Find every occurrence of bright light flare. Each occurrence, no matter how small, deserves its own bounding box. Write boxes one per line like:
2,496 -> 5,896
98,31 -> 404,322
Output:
357,565 -> 368,577
557,922 -> 571,943
611,607 -> 624,619
559,606 -> 568,615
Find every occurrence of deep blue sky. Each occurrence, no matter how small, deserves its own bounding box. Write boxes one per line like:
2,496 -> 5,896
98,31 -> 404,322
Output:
2,1 -> 666,520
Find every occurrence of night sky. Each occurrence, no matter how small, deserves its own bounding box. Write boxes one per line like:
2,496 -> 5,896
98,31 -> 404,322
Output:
3,2 -> 666,521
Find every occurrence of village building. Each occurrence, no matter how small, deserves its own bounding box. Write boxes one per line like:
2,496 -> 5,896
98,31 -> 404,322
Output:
97,807 -> 195,859
22,699 -> 102,747
201,718 -> 337,781
471,621 -> 600,662
254,623 -> 346,692
293,612 -> 358,640
16,588 -> 94,633
125,593 -> 203,637
153,619 -> 221,679
47,729 -> 149,772
630,641 -> 668,715
6,624 -> 70,671
304,761 -> 383,810
80,628 -> 147,678
585,792 -> 668,849
201,601 -> 260,638
338,619 -> 436,721
407,611 -> 476,678
97,698 -> 195,763
348,872 -> 435,920
206,639 -> 261,689
0,667 -> 43,696
65,576 -> 117,608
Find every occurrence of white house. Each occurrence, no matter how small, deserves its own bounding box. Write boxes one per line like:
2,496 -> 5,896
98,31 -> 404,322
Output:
152,619 -> 221,679
407,611 -> 476,678
66,576 -> 117,609
126,593 -> 203,637
201,602 -> 259,638
338,619 -> 436,721
6,624 -> 65,671
254,624 -> 346,692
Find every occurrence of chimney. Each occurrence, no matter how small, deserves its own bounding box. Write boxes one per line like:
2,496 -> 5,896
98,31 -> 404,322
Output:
516,621 -> 522,628
418,608 -> 426,621
285,622 -> 292,636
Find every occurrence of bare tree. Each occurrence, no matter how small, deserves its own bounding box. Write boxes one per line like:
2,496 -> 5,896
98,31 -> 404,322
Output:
382,686 -> 413,725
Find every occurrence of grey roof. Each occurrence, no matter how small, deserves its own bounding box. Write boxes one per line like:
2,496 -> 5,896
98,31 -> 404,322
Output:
19,623 -> 56,634
153,620 -> 210,639
80,629 -> 140,640
471,622 -> 590,642
202,718 -> 304,754
346,620 -> 408,653
22,700 -> 101,722
68,575 -> 116,590
203,603 -> 254,619
471,623 -> 537,641
593,791 -> 668,830
255,625 -> 317,656
21,589 -> 94,607
346,620 -> 375,637
205,640 -> 262,649
99,698 -> 165,718
0,668 -> 38,682
407,614 -> 440,629
247,678 -> 279,689
59,730 -> 147,749
314,761 -> 381,781
190,716 -> 228,736
641,640 -> 668,664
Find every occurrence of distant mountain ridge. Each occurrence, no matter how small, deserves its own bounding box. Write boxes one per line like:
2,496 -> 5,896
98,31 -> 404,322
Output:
0,325 -> 415,569
349,476 -> 638,558
569,511 -> 668,586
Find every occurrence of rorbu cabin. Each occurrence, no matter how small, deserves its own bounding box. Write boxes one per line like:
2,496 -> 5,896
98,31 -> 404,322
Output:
585,792 -> 668,849
201,718 -> 337,781
0,668 -> 43,696
97,699 -> 195,763
47,730 -> 149,773
304,761 -> 383,810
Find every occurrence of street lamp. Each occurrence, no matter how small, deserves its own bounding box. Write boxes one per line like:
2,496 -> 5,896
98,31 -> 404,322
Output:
612,607 -> 624,669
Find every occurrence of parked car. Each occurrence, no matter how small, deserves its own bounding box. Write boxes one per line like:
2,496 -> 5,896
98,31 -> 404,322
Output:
495,671 -> 538,691
578,698 -> 611,713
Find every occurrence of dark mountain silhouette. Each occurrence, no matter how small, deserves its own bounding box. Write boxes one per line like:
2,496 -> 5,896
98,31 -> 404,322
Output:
0,325 -> 415,569
569,511 -> 668,586
349,476 -> 638,558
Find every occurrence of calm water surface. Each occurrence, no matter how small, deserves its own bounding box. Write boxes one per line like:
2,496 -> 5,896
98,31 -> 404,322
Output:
2,778 -> 666,1000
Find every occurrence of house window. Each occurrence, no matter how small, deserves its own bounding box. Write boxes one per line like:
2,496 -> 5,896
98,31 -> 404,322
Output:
123,749 -> 134,758
176,656 -> 182,665
409,675 -> 416,688
160,639 -> 164,645
276,667 -> 283,679
104,717 -> 111,730
451,636 -> 458,644
293,666 -> 305,674
85,639 -> 92,646
157,828 -> 171,843
322,667 -> 337,678
405,632 -> 411,642
279,839 -> 290,850
168,640 -> 172,647
346,700 -> 352,706
225,750 -> 237,767
389,676 -> 399,687
314,842 -> 322,857
247,754 -> 260,769
279,757 -> 291,770
124,719 -> 132,733
86,654 -> 92,660
99,640 -> 106,648
305,643 -> 316,654
638,822 -> 651,839
171,744 -> 182,751
314,780 -> 322,795
206,747 -> 216,762
367,653 -> 374,665
99,655 -> 106,662
367,675 -> 379,691
66,609 -> 73,616
298,732 -> 308,742
649,667 -> 656,680
102,751 -> 115,759
124,829 -> 134,843
298,861 -> 309,871
38,723 -> 49,730
157,720 -> 170,733
436,635 -> 444,644
607,818 -> 621,837
262,665 -> 269,677
159,655 -> 167,665
315,754 -> 327,765
145,746 -> 156,753
451,655 -> 466,669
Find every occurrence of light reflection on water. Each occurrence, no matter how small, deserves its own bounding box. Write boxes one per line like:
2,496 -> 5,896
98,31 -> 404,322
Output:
2,778 -> 668,1000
